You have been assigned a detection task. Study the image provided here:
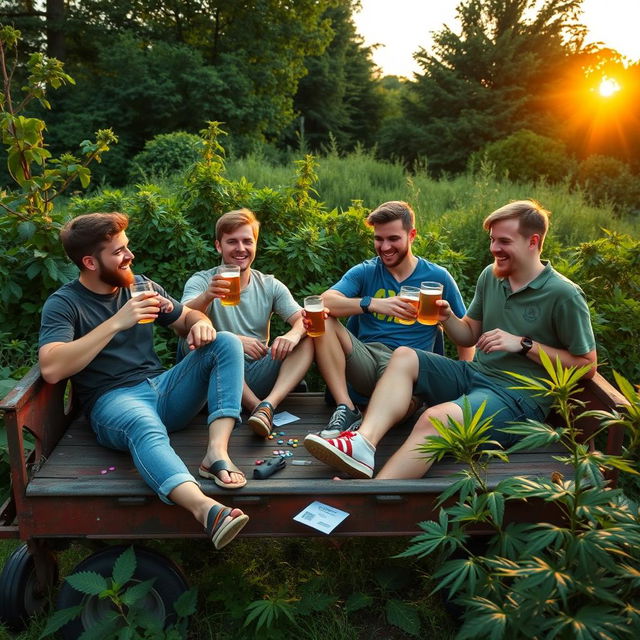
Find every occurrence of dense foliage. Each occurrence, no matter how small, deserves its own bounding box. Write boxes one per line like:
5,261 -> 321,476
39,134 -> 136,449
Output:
401,356 -> 640,639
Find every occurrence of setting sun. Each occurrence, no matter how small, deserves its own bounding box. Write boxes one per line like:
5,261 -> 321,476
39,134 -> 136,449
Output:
598,77 -> 621,97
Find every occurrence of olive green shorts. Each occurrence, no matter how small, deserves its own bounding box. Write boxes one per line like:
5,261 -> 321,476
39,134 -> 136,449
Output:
344,331 -> 393,397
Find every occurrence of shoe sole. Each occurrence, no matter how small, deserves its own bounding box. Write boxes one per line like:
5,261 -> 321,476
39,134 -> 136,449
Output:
247,415 -> 271,437
304,434 -> 373,479
212,514 -> 250,550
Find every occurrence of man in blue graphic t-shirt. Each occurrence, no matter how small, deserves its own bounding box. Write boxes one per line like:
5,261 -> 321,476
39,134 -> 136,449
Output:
311,200 -> 474,436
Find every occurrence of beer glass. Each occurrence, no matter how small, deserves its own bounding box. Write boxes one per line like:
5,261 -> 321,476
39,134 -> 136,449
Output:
397,285 -> 420,325
417,281 -> 443,325
304,295 -> 325,337
130,280 -> 158,324
218,264 -> 241,306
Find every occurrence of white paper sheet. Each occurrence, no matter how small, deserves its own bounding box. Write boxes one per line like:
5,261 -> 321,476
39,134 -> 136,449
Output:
293,500 -> 350,534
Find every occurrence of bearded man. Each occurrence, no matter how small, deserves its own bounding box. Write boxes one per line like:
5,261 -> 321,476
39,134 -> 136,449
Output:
304,200 -> 597,480
310,200 -> 472,437
38,212 -> 249,549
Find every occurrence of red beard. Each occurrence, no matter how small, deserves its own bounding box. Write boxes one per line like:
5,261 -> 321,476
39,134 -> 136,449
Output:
96,257 -> 135,288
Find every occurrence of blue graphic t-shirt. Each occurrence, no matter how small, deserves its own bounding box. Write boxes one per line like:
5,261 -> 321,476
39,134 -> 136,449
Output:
331,257 -> 467,351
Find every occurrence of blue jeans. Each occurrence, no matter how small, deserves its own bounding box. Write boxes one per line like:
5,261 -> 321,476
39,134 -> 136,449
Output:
90,332 -> 243,504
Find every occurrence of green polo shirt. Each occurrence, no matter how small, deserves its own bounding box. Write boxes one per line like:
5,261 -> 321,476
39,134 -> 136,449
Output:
466,262 -> 596,414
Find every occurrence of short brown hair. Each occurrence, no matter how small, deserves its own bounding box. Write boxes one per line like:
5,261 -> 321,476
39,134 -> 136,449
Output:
483,200 -> 550,250
366,201 -> 415,232
60,212 -> 129,269
215,208 -> 260,242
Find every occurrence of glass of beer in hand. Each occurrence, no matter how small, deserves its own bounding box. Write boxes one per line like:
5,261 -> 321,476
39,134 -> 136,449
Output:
397,285 -> 420,325
130,280 -> 158,324
304,295 -> 325,337
417,281 -> 443,325
218,264 -> 241,306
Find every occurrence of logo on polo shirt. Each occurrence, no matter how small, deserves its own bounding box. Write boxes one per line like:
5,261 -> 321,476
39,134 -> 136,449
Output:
523,306 -> 539,322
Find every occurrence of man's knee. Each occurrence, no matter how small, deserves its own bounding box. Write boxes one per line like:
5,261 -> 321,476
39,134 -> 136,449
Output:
386,346 -> 419,378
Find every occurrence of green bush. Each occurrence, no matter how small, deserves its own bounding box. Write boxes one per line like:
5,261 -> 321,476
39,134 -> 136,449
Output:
128,132 -> 204,182
576,154 -> 640,215
556,230 -> 640,382
401,356 -> 640,640
470,129 -> 575,184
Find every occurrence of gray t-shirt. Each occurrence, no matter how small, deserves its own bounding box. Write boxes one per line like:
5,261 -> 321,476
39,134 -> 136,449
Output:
39,276 -> 182,415
181,268 -> 301,345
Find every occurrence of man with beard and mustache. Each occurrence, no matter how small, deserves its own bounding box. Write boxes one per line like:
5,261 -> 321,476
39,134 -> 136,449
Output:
308,200 -> 472,438
179,208 -> 313,441
38,213 -> 249,549
304,200 -> 597,480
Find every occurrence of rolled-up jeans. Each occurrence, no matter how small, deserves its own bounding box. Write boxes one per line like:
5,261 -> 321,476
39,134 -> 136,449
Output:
90,332 -> 243,504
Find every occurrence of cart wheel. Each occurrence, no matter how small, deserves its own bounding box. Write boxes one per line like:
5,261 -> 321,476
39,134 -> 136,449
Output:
0,543 -> 58,630
56,545 -> 189,640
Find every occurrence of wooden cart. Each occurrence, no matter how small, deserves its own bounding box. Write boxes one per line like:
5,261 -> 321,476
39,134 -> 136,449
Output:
0,366 -> 626,634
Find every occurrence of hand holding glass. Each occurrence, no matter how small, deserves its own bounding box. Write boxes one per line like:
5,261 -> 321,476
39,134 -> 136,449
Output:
418,281 -> 443,325
130,281 -> 158,324
304,296 -> 325,337
397,285 -> 420,325
218,264 -> 241,306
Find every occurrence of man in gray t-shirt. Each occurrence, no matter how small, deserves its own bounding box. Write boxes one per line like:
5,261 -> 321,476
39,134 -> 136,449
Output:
181,208 -> 313,438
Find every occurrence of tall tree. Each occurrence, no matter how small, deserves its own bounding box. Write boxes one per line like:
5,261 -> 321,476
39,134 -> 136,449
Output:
378,0 -> 587,173
289,0 -> 383,151
2,1 -> 335,183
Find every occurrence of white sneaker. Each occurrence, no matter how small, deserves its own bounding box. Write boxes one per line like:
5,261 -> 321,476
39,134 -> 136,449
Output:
320,404 -> 363,438
304,431 -> 375,479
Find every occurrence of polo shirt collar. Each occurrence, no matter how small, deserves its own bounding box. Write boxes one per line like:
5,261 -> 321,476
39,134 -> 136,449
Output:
500,260 -> 553,294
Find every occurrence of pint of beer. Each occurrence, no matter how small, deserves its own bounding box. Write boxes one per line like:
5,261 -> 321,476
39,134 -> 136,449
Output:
304,295 -> 325,337
417,281 -> 443,325
218,264 -> 241,306
397,285 -> 420,325
130,280 -> 158,324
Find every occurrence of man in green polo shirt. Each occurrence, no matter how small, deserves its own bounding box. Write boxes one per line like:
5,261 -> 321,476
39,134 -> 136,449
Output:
304,199 -> 597,479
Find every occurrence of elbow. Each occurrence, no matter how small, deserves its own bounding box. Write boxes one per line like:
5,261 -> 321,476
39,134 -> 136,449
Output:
583,363 -> 597,380
39,360 -> 63,385
40,368 -> 62,385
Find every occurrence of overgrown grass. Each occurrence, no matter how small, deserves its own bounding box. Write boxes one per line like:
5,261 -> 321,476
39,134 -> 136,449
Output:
0,537 -> 455,639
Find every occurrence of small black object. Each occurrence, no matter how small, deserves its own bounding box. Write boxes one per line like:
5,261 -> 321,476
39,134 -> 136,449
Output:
253,456 -> 287,479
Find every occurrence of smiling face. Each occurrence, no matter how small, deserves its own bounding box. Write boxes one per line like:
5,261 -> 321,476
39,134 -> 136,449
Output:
215,224 -> 257,272
92,231 -> 135,288
489,218 -> 539,279
372,219 -> 416,269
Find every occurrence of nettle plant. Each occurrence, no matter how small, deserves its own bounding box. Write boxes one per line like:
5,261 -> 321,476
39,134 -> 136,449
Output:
400,352 -> 640,640
40,547 -> 196,640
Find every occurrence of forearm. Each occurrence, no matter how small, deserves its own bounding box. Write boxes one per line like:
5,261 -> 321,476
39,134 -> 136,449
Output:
184,308 -> 212,332
39,318 -> 121,384
321,290 -> 362,317
527,343 -> 597,378
182,292 -> 213,314
441,315 -> 478,347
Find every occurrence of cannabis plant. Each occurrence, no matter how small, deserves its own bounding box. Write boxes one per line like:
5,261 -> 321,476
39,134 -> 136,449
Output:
401,352 -> 640,639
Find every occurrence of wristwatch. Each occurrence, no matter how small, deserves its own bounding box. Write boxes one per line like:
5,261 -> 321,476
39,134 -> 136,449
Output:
519,336 -> 533,356
360,295 -> 372,314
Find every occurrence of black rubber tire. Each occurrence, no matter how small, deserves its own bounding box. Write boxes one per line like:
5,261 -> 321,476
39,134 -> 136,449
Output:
55,545 -> 189,640
0,543 -> 58,630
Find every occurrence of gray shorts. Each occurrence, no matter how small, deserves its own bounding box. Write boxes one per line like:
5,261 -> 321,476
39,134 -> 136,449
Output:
345,331 -> 393,397
244,353 -> 282,399
413,349 -> 545,447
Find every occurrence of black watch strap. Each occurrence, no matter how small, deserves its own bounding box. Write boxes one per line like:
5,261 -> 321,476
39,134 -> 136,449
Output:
519,336 -> 533,356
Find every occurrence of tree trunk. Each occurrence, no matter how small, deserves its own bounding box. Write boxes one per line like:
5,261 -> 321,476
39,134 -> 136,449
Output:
46,0 -> 65,60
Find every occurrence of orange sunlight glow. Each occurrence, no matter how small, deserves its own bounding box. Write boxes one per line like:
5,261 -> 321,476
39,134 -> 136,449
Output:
598,77 -> 621,97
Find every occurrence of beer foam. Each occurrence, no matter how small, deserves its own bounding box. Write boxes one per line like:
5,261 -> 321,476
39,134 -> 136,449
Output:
305,303 -> 324,312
